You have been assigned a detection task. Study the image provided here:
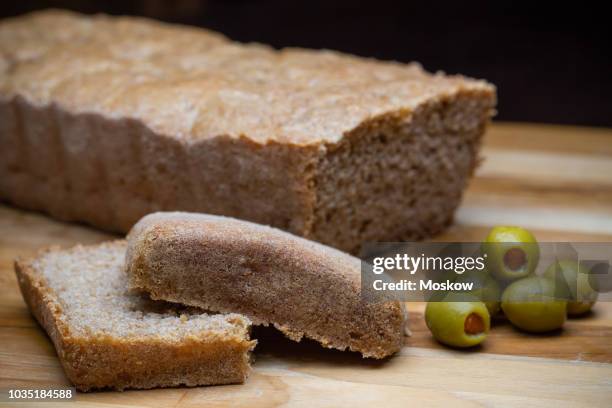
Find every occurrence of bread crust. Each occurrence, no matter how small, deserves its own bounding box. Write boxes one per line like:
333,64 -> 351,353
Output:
14,241 -> 255,391
126,212 -> 408,359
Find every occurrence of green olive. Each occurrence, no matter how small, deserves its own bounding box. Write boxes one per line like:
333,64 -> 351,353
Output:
454,270 -> 502,315
425,296 -> 490,348
501,276 -> 566,333
544,260 -> 598,316
482,226 -> 540,283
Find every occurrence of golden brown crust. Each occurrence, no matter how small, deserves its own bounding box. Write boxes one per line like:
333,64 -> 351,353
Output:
126,212 -> 408,359
0,10 -> 494,145
14,241 -> 255,391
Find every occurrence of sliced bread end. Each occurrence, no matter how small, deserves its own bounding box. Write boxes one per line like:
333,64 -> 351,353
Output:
126,212 -> 408,359
14,240 -> 255,391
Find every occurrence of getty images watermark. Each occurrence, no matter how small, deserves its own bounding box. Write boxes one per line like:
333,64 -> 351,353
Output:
360,242 -> 612,303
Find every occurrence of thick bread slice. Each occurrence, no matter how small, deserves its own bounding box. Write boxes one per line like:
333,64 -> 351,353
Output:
126,212 -> 408,359
14,241 -> 255,391
0,10 -> 496,254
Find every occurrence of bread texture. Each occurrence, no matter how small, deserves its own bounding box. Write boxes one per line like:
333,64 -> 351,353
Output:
126,212 -> 408,359
14,240 -> 255,391
0,10 -> 496,253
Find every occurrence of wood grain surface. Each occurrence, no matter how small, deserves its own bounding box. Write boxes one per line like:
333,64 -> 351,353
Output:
1,122 -> 612,407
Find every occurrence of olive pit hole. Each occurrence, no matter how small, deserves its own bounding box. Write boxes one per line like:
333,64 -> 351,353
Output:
504,247 -> 527,271
464,313 -> 485,335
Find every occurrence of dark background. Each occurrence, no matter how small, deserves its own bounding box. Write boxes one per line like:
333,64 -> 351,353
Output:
2,0 -> 611,127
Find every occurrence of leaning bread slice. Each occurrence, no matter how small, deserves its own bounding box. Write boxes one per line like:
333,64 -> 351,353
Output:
126,212 -> 408,359
14,241 -> 255,392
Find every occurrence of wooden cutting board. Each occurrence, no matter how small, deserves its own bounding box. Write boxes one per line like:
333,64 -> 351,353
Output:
1,122 -> 611,407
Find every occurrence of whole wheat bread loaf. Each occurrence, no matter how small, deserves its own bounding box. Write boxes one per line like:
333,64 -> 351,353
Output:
0,10 -> 496,253
126,212 -> 408,359
14,241 -> 255,391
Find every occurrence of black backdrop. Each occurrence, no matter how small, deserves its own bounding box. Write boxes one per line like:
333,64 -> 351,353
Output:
2,0 -> 611,127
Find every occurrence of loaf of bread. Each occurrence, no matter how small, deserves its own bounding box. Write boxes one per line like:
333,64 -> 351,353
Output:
126,212 -> 408,359
14,241 -> 255,391
0,10 -> 496,253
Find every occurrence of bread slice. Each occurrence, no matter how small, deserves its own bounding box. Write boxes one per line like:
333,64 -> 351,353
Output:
0,10 -> 495,254
14,241 -> 255,391
126,212 -> 408,359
